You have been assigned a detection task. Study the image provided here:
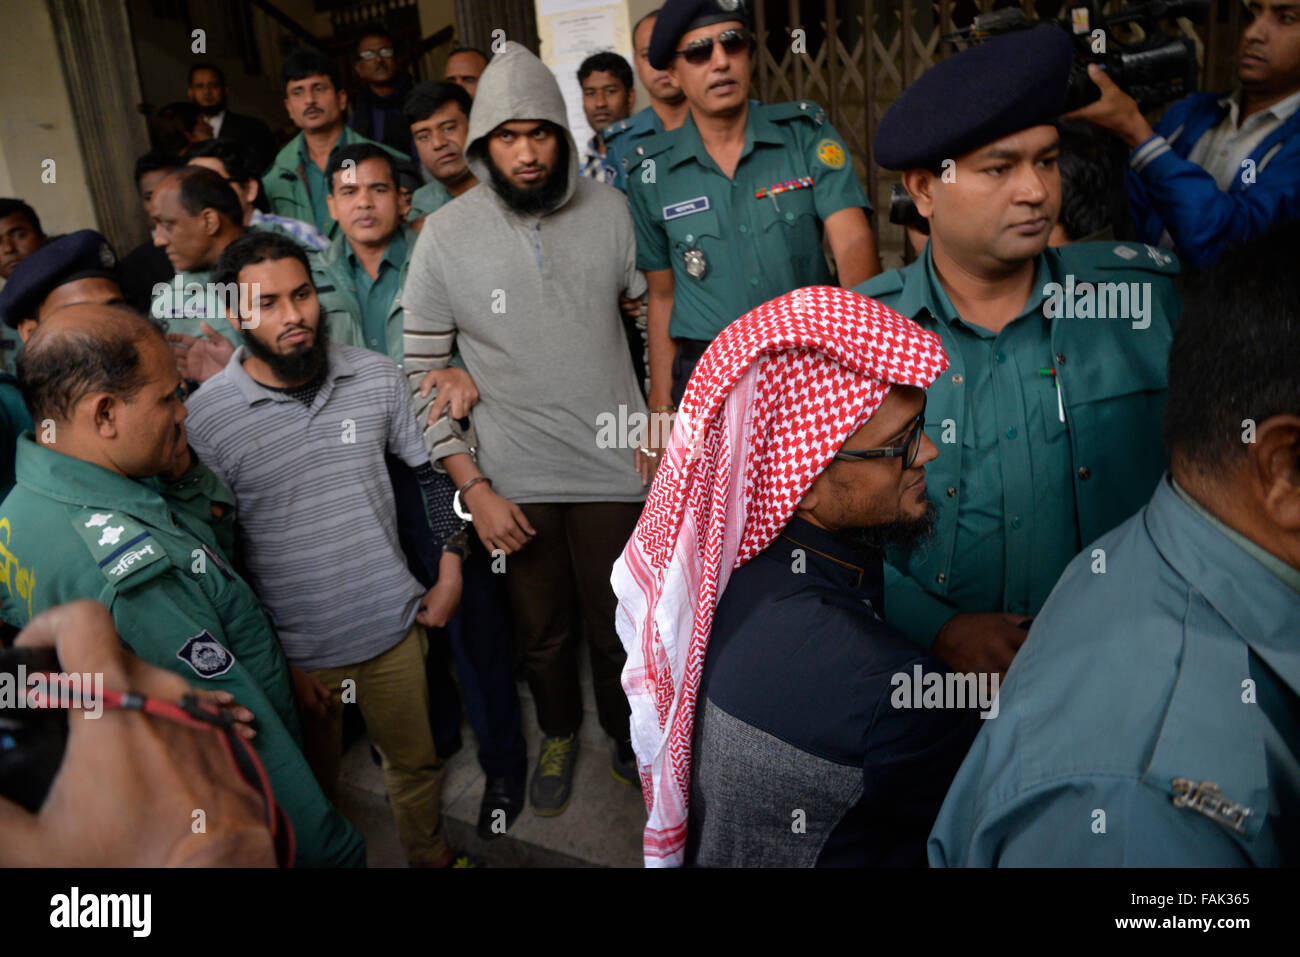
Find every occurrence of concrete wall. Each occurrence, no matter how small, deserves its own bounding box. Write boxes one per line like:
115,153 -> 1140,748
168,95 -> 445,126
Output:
0,1 -> 99,236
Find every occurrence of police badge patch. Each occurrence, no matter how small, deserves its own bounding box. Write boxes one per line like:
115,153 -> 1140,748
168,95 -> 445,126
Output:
816,139 -> 846,169
177,631 -> 236,678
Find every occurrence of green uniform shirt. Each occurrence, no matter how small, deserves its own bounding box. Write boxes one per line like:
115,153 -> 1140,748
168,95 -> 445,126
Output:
348,229 -> 407,353
0,323 -> 23,376
149,269 -> 240,347
930,475 -> 1300,866
0,436 -> 365,867
311,226 -> 417,364
298,136 -> 332,237
263,126 -> 407,242
406,180 -> 452,223
0,374 -> 32,498
626,100 -> 870,342
854,240 -> 1182,648
922,249 -> 1077,621
601,106 -> 664,193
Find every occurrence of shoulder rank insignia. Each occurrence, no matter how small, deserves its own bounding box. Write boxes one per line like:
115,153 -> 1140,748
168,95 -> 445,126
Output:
1171,778 -> 1252,835
1144,244 -> 1175,267
816,139 -> 846,169
73,509 -> 168,586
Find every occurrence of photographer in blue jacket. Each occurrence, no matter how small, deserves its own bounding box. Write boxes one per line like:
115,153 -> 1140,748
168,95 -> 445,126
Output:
1072,0 -> 1300,268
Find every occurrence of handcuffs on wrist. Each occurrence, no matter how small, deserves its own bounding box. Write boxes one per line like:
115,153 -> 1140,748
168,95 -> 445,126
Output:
453,475 -> 492,521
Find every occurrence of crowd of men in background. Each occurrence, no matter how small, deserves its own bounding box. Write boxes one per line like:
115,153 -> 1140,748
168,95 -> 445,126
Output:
0,0 -> 1296,868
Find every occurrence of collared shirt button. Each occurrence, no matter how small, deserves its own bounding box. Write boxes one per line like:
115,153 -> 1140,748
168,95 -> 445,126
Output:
785,212 -> 794,221
995,350 -> 1006,363
952,373 -> 964,385
936,572 -> 946,584
685,233 -> 694,243
945,485 -> 956,497
1055,352 -> 1067,365
1011,516 -> 1022,530
1005,427 -> 1017,439
1077,465 -> 1092,480
749,277 -> 759,286
738,224 -> 748,233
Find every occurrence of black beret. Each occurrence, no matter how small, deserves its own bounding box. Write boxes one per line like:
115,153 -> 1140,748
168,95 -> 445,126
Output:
0,229 -> 118,329
874,27 -> 1074,171
648,0 -> 750,71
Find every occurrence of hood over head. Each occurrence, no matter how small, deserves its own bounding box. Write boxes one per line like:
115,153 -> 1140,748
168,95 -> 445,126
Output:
466,41 -> 578,211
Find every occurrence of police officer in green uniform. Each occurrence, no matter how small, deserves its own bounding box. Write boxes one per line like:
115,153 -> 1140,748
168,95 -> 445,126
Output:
931,225 -> 1300,865
603,8 -> 690,194
628,0 -> 882,422
0,303 -> 364,867
853,29 -> 1181,675
307,143 -> 416,362
0,230 -> 126,496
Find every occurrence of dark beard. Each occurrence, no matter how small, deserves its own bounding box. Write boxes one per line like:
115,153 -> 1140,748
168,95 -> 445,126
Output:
484,139 -> 570,215
198,101 -> 225,116
243,318 -> 330,385
834,499 -> 938,553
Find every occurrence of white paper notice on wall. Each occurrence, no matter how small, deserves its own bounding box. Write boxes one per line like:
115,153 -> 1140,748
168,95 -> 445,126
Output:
551,11 -> 618,60
535,0 -> 632,161
538,0 -> 606,14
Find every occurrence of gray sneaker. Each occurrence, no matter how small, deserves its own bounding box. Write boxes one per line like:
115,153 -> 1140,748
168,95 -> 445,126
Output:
530,734 -> 579,816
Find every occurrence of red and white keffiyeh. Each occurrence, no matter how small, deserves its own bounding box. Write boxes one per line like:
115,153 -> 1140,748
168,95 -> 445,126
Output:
611,286 -> 949,867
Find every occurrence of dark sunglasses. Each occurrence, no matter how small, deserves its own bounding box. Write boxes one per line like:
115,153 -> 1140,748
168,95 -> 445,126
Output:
834,397 -> 927,469
674,28 -> 753,66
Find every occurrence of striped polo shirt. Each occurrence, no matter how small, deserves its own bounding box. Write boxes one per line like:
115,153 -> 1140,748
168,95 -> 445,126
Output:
184,343 -> 429,670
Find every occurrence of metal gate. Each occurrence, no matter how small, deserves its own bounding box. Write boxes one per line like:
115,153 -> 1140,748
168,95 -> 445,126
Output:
750,0 -> 1244,213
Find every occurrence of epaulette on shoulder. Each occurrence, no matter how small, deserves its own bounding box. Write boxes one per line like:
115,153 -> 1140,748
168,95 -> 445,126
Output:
1060,240 -> 1181,276
71,509 -> 171,589
625,128 -> 677,162
602,117 -> 635,142
855,268 -> 906,299
764,100 -> 827,126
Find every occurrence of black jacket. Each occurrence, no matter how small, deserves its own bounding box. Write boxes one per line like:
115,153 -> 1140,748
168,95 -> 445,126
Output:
218,111 -> 277,176
687,516 -> 980,867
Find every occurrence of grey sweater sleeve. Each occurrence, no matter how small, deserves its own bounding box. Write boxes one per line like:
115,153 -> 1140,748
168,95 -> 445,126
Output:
402,222 -> 474,466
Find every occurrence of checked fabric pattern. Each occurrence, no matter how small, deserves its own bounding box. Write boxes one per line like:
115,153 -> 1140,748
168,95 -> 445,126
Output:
611,285 -> 949,867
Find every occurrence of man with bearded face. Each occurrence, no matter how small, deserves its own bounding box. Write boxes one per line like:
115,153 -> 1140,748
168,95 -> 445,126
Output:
0,301 -> 364,867
403,42 -> 650,817
613,286 -> 980,867
184,231 -> 474,868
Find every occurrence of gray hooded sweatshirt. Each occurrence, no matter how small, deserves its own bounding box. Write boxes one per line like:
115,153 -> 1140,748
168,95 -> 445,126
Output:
402,41 -> 648,505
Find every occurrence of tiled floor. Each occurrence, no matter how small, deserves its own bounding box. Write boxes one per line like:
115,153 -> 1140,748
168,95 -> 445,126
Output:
334,648 -> 647,868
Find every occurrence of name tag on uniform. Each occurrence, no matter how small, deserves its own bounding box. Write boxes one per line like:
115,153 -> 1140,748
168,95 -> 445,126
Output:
662,196 -> 710,221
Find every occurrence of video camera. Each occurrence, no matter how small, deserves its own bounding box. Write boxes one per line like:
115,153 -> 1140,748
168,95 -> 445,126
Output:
948,0 -> 1210,113
888,0 -> 1210,232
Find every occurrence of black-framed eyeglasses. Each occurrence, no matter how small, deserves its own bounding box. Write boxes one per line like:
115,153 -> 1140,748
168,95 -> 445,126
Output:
359,48 -> 395,61
674,28 -> 752,65
834,397 -> 927,468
